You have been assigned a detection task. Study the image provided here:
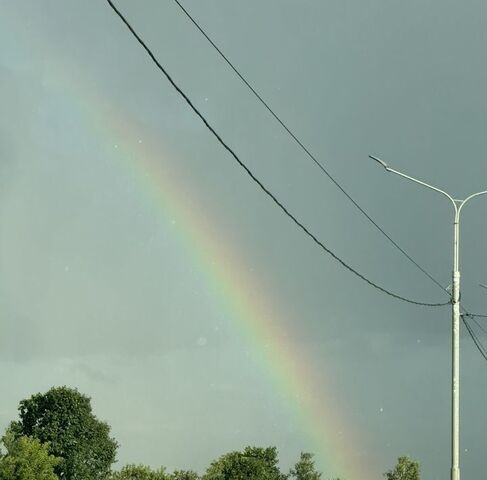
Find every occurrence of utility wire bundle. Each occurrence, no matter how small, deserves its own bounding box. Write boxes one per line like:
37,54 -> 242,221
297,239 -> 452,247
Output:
105,0 -> 487,359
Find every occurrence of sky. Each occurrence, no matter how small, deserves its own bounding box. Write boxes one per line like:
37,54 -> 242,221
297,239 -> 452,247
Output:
2,1 -> 487,478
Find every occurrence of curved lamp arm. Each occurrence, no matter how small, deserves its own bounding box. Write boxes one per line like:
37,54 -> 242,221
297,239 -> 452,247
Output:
458,190 -> 487,214
369,155 -> 457,211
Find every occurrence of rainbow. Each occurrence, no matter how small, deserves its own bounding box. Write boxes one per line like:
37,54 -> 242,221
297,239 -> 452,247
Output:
93,103 -> 372,480
3,4 -> 378,478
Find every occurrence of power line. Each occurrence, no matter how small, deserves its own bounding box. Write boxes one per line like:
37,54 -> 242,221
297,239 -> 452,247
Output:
105,0 -> 450,308
169,2 -> 487,366
457,302 -> 487,359
107,0 -> 487,361
469,315 -> 487,337
462,312 -> 487,336
462,315 -> 487,361
464,312 -> 487,318
463,317 -> 487,360
170,0 -> 487,362
459,295 -> 487,358
172,0 -> 449,297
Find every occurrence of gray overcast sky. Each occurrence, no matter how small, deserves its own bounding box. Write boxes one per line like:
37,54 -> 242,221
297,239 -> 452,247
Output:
2,1 -> 487,479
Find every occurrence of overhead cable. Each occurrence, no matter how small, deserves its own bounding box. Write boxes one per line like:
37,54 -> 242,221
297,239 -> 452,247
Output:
464,312 -> 487,318
462,313 -> 487,336
457,303 -> 487,358
171,0 -> 487,360
105,0 -> 450,307
172,0 -> 449,297
470,315 -> 487,337
462,315 -> 487,361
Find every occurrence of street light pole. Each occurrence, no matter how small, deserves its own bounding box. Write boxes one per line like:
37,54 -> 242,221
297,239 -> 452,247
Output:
369,155 -> 487,480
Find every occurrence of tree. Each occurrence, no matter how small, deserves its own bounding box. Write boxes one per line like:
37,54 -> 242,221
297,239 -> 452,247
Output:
203,446 -> 287,480
110,464 -> 168,480
0,430 -> 60,480
290,452 -> 321,480
169,471 -> 199,480
10,386 -> 118,480
384,456 -> 420,480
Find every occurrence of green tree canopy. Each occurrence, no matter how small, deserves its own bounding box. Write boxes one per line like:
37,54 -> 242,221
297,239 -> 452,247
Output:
289,452 -> 321,480
111,464 -> 168,480
10,386 -> 118,480
169,470 -> 199,480
384,456 -> 420,480
203,446 -> 287,480
0,430 -> 60,480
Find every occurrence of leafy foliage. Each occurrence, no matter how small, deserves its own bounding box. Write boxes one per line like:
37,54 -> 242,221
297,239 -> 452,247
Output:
290,452 -> 321,480
384,456 -> 420,480
10,386 -> 118,480
203,446 -> 287,480
169,470 -> 200,480
110,465 -> 199,480
110,464 -> 168,480
0,430 -> 60,480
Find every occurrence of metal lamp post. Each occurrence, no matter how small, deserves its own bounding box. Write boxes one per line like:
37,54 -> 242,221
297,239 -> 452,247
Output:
370,155 -> 487,480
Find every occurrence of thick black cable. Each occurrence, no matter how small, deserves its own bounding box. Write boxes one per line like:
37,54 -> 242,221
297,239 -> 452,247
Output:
172,0 -> 449,297
105,0 -> 450,307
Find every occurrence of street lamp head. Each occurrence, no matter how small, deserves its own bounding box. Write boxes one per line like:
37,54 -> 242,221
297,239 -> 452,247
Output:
369,155 -> 389,170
